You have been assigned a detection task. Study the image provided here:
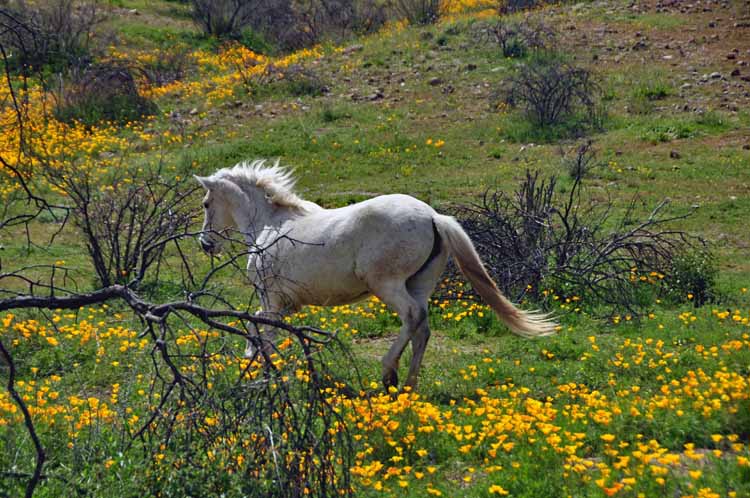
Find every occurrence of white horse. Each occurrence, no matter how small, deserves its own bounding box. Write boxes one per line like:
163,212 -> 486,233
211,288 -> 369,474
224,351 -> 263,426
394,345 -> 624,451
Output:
196,160 -> 556,389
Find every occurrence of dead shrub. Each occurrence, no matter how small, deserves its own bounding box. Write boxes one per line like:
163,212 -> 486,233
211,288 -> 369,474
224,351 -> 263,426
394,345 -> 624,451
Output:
475,16 -> 555,58
135,48 -> 191,87
55,63 -> 157,125
0,0 -> 104,69
391,0 -> 441,25
449,165 -> 704,315
498,0 -> 545,14
497,53 -> 604,136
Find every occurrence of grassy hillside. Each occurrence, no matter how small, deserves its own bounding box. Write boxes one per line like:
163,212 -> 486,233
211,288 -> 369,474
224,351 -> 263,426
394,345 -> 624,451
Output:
1,0 -> 750,497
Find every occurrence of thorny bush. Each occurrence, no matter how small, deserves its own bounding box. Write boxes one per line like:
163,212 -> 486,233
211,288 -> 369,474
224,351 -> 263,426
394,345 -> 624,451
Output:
450,151 -> 707,316
54,63 -> 157,125
496,52 -> 605,137
475,15 -> 555,58
0,0 -> 104,70
0,45 -> 355,497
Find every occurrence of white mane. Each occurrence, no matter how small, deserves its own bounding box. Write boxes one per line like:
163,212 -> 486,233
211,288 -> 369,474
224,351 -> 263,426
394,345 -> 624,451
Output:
211,159 -> 307,211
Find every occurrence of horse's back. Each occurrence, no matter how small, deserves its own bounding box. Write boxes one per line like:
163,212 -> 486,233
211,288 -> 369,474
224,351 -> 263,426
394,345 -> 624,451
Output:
265,194 -> 441,306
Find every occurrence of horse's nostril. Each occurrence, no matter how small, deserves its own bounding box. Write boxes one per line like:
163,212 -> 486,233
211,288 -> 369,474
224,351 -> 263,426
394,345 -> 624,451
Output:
200,238 -> 214,252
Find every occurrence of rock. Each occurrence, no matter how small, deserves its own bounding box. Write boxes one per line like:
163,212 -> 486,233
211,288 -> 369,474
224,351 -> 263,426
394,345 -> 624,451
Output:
681,83 -> 693,89
441,85 -> 455,94
670,150 -> 681,159
128,9 -> 139,15
343,44 -> 364,54
710,71 -> 722,79
368,91 -> 384,101
731,68 -> 741,77
189,108 -> 199,115
728,53 -> 737,60
428,77 -> 442,86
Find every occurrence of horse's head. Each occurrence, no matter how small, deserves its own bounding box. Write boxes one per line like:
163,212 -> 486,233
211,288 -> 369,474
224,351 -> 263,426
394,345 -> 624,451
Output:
194,175 -> 239,255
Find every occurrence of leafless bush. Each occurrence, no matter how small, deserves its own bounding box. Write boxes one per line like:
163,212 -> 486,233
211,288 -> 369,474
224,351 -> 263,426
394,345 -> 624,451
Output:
0,0 -> 104,69
190,0 -> 311,49
295,0 -> 389,44
499,54 -> 604,133
475,16 -> 555,58
560,139 -> 600,181
190,0 -> 386,50
54,62 -> 157,125
190,0 -> 257,38
136,48 -> 191,87
227,48 -> 327,97
498,0 -> 545,14
0,48 -> 354,497
391,0 -> 441,25
450,164 -> 704,315
43,161 -> 195,288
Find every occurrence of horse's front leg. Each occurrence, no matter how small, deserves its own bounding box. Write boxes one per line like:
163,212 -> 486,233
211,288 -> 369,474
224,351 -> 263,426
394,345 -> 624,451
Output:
244,307 -> 289,360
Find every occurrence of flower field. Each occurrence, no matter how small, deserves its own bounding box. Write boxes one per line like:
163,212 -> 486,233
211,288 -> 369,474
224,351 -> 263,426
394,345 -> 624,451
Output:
2,290 -> 749,496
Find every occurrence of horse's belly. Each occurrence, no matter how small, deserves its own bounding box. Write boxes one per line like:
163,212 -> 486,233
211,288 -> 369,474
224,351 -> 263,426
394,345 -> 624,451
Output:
304,288 -> 371,306
290,272 -> 370,306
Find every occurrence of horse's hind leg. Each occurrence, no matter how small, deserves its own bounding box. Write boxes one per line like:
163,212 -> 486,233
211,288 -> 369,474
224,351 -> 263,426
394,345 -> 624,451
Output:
403,250 -> 448,389
371,281 -> 425,390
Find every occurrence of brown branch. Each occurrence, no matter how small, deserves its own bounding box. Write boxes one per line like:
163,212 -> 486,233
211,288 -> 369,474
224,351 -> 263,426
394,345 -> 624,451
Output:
0,339 -> 46,498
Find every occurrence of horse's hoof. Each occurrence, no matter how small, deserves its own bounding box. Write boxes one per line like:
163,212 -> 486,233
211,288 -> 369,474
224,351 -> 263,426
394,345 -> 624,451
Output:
382,370 -> 398,391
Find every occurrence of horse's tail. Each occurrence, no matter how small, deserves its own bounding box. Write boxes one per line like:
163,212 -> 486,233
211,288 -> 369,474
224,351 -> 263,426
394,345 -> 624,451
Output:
434,214 -> 557,338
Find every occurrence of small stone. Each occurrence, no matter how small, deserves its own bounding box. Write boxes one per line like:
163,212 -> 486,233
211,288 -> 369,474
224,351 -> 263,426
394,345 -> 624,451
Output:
189,108 -> 198,115
728,53 -> 737,60
710,71 -> 722,79
681,83 -> 693,89
343,44 -> 364,54
731,68 -> 741,76
670,150 -> 681,159
128,9 -> 139,15
428,77 -> 442,86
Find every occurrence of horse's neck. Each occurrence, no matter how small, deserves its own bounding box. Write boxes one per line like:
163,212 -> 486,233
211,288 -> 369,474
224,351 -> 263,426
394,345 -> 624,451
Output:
234,198 -> 301,242
232,196 -> 269,242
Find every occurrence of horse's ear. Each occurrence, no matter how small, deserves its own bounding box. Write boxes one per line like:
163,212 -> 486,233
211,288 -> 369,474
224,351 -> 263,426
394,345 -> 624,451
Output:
194,175 -> 213,189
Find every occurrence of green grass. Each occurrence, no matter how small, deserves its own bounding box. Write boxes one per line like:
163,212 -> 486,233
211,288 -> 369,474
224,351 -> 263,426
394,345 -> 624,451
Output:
3,1 -> 750,496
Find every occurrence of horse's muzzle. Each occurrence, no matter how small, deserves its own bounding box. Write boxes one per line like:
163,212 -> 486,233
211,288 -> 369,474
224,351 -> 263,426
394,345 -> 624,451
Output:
199,236 -> 215,253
